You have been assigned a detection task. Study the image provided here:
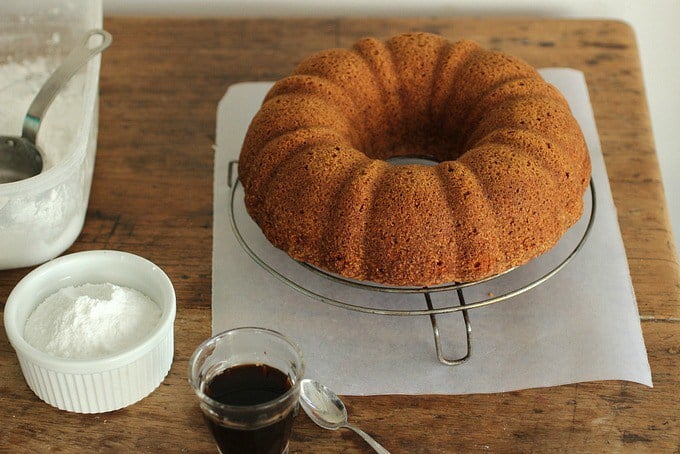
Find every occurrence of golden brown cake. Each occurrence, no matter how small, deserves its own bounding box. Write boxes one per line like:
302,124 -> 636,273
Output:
238,32 -> 591,287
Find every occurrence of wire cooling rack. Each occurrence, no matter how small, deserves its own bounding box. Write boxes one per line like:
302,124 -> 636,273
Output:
227,160 -> 596,365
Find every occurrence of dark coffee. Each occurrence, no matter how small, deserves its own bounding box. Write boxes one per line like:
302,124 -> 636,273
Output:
204,363 -> 294,454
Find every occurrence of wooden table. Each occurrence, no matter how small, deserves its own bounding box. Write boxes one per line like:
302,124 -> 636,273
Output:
1,17 -> 678,452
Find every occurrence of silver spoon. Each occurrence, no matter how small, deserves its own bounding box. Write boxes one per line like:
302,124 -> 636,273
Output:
299,379 -> 391,454
0,29 -> 112,184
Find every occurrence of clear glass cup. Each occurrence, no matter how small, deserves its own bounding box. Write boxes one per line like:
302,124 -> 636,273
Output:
188,327 -> 305,454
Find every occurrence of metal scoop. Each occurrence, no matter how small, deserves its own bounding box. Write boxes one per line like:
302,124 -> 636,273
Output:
299,379 -> 391,453
0,29 -> 112,184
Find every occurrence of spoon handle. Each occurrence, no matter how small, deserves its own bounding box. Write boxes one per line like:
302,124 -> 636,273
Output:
22,29 -> 112,144
344,424 -> 391,454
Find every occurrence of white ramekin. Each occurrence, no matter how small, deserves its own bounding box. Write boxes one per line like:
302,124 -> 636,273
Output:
4,250 -> 176,413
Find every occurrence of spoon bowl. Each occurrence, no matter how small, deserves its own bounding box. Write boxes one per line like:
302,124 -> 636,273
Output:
299,379 -> 390,453
0,137 -> 42,183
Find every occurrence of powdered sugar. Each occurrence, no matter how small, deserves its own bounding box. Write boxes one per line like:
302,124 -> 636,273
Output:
0,54 -> 96,270
0,56 -> 84,169
24,283 -> 162,359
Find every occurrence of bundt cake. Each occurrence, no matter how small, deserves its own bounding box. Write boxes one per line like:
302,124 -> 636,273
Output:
238,32 -> 591,287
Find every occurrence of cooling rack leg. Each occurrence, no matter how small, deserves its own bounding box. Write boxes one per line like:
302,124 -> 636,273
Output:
425,289 -> 472,366
227,160 -> 239,188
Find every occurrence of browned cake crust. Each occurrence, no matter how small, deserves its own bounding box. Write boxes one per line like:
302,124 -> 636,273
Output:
238,32 -> 591,287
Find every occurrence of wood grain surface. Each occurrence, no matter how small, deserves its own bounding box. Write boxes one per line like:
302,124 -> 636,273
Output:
1,17 -> 678,453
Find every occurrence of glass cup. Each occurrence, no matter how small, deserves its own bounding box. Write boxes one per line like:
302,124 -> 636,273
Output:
188,327 -> 305,454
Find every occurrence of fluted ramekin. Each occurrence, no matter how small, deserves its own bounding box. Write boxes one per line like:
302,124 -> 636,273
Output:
4,250 -> 176,413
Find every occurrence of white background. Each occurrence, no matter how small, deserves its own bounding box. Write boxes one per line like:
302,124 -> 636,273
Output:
104,0 -> 680,256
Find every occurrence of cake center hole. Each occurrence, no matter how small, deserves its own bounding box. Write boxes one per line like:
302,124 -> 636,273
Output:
385,155 -> 440,166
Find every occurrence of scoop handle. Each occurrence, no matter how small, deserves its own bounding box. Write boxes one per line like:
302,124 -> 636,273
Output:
344,423 -> 391,454
21,29 -> 112,144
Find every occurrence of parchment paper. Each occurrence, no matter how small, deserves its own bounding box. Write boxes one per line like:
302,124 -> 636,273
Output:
212,69 -> 652,394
